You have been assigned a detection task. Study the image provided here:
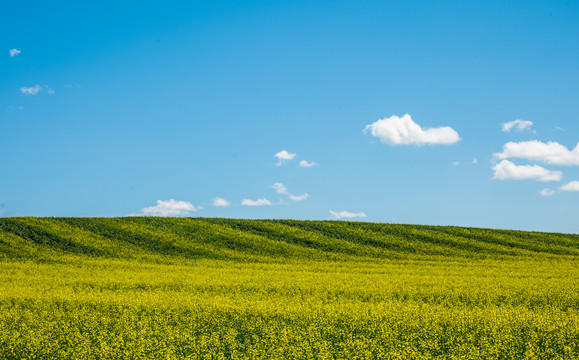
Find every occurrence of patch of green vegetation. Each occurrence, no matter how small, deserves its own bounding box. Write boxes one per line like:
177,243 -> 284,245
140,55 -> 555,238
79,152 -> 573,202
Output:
0,217 -> 577,359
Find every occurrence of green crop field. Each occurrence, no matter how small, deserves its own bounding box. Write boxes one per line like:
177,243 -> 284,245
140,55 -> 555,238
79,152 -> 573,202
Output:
0,217 -> 577,359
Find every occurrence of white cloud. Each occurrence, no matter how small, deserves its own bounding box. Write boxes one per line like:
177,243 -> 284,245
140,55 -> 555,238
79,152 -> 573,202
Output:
212,197 -> 230,207
555,126 -> 565,132
289,193 -> 309,201
140,199 -> 199,216
241,198 -> 272,206
45,86 -> 55,95
9,49 -> 21,57
274,150 -> 296,166
492,160 -> 562,182
453,161 -> 460,166
472,158 -> 478,164
272,182 -> 289,195
20,85 -> 41,95
539,188 -> 556,196
540,181 -> 579,195
560,180 -> 579,192
271,183 -> 310,202
329,210 -> 367,219
494,140 -> 579,166
501,119 -> 533,133
363,113 -> 460,146
299,160 -> 316,168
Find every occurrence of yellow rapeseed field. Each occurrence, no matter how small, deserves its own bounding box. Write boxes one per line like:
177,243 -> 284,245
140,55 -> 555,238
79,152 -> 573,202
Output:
0,217 -> 577,359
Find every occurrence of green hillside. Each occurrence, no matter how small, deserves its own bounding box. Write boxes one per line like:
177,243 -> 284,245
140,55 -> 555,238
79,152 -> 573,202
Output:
0,218 -> 578,359
1,217 -> 578,262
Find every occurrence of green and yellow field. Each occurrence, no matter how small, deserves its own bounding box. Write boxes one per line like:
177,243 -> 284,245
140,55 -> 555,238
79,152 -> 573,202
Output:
0,217 -> 577,359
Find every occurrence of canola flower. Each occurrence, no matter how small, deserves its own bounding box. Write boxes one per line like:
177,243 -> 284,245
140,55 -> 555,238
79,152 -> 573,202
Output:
0,217 -> 577,359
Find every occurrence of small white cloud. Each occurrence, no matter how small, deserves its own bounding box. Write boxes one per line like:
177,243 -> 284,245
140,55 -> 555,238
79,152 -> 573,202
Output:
472,158 -> 478,164
274,150 -> 296,166
45,86 -> 55,95
271,183 -> 310,201
555,126 -> 565,131
492,160 -> 562,182
539,188 -> 556,196
453,161 -> 460,166
289,193 -> 309,201
560,180 -> 579,192
329,210 -> 366,219
272,182 -> 289,195
212,197 -> 230,207
241,198 -> 272,206
140,199 -> 199,216
299,160 -> 317,168
363,113 -> 460,146
9,49 -> 21,57
501,119 -> 533,133
20,85 -> 41,95
494,140 -> 579,166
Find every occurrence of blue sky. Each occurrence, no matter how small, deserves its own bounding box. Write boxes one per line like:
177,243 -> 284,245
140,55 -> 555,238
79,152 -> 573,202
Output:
2,0 -> 579,233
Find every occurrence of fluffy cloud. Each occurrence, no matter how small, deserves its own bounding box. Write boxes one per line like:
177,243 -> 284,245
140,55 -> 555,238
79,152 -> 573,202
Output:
212,197 -> 230,207
472,158 -> 478,164
241,198 -> 272,206
539,188 -> 556,196
9,49 -> 21,57
560,180 -> 579,192
329,210 -> 367,219
299,160 -> 316,168
501,119 -> 533,132
363,114 -> 460,146
141,199 -> 199,216
494,140 -> 579,166
274,150 -> 296,166
492,160 -> 562,182
538,181 -> 579,196
289,193 -> 309,201
20,85 -> 42,95
272,182 -> 289,195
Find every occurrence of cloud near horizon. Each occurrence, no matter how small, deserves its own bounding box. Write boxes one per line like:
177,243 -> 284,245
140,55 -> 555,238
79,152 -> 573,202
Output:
140,199 -> 199,216
494,140 -> 579,166
363,114 -> 460,146
329,210 -> 366,219
212,197 -> 230,207
241,198 -> 272,206
492,160 -> 562,182
271,182 -> 310,202
501,119 -> 533,133
539,181 -> 579,196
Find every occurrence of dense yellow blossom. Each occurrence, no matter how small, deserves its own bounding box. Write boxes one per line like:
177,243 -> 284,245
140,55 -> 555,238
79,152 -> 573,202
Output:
0,217 -> 577,359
